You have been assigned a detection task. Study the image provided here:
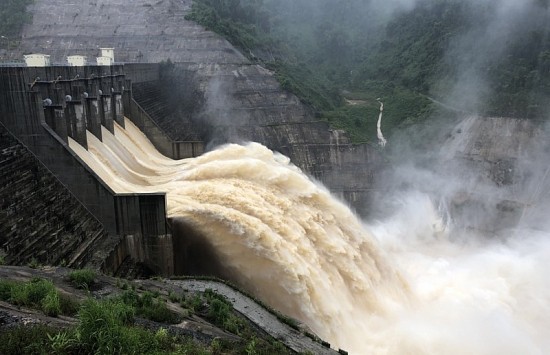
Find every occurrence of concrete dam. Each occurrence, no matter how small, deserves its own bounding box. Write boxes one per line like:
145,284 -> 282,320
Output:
3,0 -> 384,213
2,0 -> 550,353
3,63 -> 550,354
0,62 -> 383,273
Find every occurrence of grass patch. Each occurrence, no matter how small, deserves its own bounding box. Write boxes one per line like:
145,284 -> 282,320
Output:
267,60 -> 342,111
203,288 -> 247,335
68,269 -> 96,289
119,289 -> 181,324
0,324 -> 61,355
66,298 -> 213,354
0,278 -> 78,317
77,298 -> 136,354
0,276 -> 296,354
323,87 -> 435,143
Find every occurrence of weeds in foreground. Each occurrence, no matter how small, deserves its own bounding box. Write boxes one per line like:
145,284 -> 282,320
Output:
0,278 -> 79,317
68,269 -> 96,289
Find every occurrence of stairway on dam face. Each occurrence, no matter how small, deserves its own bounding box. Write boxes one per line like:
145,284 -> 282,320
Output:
131,80 -> 202,142
0,124 -> 110,268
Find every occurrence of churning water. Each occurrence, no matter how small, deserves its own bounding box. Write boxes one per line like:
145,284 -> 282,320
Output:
68,118 -> 550,354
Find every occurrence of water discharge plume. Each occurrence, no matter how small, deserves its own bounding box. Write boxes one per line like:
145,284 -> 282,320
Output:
68,118 -> 550,354
69,118 -> 410,350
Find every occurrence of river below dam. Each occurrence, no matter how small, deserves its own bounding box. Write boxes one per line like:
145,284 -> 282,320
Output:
68,118 -> 550,354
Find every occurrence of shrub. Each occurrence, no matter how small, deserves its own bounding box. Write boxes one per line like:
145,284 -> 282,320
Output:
168,291 -> 181,303
208,298 -> 231,325
68,269 -> 96,289
41,290 -> 61,317
0,325 -> 59,355
203,289 -> 246,335
120,289 -> 140,307
59,293 -> 80,316
0,279 -> 17,300
119,289 -> 180,323
27,258 -> 40,269
138,298 -> 180,323
77,298 -> 135,354
181,293 -> 203,312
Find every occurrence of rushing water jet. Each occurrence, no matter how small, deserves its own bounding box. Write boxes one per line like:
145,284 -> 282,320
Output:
68,118 -> 550,354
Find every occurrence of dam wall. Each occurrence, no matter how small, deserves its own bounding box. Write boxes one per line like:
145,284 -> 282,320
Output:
9,0 -> 385,214
0,65 -> 174,275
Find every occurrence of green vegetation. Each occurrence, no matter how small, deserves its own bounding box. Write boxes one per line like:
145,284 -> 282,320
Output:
27,257 -> 40,269
184,0 -> 438,142
71,298 -> 203,354
68,269 -> 96,289
0,0 -> 34,49
171,275 -> 303,332
0,324 -> 60,355
0,274 -> 296,354
267,60 -> 341,111
0,278 -> 77,317
118,289 -> 181,323
187,0 -> 550,142
202,288 -> 247,334
0,301 -> 212,355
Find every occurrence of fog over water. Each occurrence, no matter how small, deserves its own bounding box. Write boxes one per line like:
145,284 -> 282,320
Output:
66,118 -> 550,354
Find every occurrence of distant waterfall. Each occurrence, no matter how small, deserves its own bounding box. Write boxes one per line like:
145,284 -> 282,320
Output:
376,99 -> 387,147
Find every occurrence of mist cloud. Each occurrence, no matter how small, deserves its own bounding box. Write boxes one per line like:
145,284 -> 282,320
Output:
438,0 -> 549,112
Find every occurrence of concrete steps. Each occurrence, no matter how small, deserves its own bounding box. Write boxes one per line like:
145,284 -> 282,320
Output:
0,125 -> 110,269
132,81 -> 203,142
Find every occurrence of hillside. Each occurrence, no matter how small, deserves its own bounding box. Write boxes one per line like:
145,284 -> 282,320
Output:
187,0 -> 550,140
0,265 -> 338,354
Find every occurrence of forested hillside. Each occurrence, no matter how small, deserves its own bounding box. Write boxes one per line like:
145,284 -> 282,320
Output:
187,0 -> 550,142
